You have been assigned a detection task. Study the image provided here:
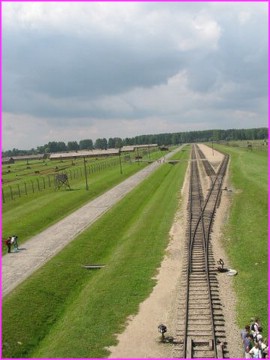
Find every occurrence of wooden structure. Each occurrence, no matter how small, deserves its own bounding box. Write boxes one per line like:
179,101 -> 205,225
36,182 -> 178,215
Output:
54,173 -> 70,190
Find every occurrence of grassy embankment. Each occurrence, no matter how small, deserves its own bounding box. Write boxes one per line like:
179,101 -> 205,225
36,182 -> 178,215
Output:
2,149 -> 170,252
214,144 -> 268,334
2,147 -> 189,358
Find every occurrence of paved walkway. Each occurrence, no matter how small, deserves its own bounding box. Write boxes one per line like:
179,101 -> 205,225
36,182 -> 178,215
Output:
2,148 -> 182,297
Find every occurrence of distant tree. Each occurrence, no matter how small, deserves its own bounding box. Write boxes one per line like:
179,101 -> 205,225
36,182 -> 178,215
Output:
171,133 -> 179,145
101,138 -> 108,149
57,142 -> 67,152
67,141 -> 79,151
46,142 -> 58,153
257,128 -> 268,139
2,127 -> 268,156
37,145 -> 46,154
212,130 -> 221,142
115,138 -> 123,148
95,138 -> 107,149
108,138 -> 115,148
79,139 -> 93,150
149,134 -> 158,144
123,137 -> 133,145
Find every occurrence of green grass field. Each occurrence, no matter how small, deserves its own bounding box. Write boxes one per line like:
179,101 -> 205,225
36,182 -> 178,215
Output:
214,143 -> 268,335
2,149 -> 168,253
2,149 -> 189,358
2,143 -> 267,358
2,148 -> 165,188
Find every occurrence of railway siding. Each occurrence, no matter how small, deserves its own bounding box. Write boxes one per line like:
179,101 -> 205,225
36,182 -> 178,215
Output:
174,144 -> 229,358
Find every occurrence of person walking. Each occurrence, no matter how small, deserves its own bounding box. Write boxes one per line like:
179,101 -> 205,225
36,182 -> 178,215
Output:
11,235 -> 19,251
4,237 -> 12,253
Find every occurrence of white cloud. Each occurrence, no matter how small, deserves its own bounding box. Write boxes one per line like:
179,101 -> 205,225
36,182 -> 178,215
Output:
3,2 -> 141,36
238,11 -> 252,25
192,13 -> 221,50
3,2 -> 221,51
2,2 -> 268,150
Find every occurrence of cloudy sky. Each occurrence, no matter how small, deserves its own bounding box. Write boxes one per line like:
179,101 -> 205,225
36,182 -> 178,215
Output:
2,2 -> 268,150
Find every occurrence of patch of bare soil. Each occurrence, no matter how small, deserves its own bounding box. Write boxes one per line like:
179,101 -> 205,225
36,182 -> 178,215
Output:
108,144 -> 242,358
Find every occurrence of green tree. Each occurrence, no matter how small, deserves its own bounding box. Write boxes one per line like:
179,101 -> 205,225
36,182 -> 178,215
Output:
67,141 -> 79,151
115,138 -> 123,148
95,138 -> 107,150
108,138 -> 115,148
79,139 -> 93,150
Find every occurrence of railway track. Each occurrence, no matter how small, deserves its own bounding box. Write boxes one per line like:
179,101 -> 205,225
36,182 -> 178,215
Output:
173,144 -> 229,358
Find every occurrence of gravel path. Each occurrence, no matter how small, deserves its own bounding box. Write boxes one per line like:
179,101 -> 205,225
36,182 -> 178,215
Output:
108,144 -> 243,358
2,148 -> 182,298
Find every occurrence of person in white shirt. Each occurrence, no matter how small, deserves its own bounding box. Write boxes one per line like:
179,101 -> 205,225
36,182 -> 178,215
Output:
10,235 -> 19,251
249,342 -> 261,358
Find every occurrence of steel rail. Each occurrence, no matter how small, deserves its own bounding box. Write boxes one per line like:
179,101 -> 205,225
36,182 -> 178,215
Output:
182,144 -> 229,358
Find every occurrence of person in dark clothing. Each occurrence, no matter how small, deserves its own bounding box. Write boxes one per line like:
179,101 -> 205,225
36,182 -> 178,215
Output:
4,237 -> 12,253
244,334 -> 254,358
241,325 -> 251,356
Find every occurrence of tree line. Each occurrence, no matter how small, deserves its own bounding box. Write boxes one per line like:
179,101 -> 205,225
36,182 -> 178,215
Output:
2,127 -> 267,157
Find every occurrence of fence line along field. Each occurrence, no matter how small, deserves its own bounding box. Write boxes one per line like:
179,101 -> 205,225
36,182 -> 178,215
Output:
2,147 -> 175,253
2,146 -> 167,203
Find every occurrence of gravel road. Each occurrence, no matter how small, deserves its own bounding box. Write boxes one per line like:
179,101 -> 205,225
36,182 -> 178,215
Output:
2,148 -> 182,298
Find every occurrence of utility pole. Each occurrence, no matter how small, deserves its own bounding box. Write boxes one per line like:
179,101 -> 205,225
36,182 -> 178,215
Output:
136,147 -> 140,165
83,157 -> 89,190
119,150 -> 123,174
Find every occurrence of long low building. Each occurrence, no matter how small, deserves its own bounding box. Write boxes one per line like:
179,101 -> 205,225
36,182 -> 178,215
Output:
2,154 -> 47,164
121,144 -> 158,152
49,144 -> 159,160
49,149 -> 120,160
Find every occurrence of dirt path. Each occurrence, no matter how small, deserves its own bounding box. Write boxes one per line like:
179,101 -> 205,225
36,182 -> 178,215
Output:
2,147 -> 182,298
108,144 -> 243,358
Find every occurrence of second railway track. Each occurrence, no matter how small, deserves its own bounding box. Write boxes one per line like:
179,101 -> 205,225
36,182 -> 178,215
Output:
173,144 -> 229,358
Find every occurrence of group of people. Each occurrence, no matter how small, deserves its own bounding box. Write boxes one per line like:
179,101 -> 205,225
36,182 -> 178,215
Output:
3,235 -> 19,253
241,318 -> 268,358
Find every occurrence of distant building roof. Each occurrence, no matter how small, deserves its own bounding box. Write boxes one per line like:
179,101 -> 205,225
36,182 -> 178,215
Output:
2,157 -> 14,164
121,146 -> 135,152
121,144 -> 158,152
9,154 -> 46,161
50,149 -> 120,160
134,144 -> 158,148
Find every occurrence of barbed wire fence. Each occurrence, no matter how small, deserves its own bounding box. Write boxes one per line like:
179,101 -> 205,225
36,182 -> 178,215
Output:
2,157 -> 123,204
